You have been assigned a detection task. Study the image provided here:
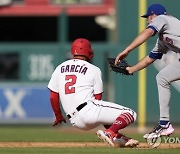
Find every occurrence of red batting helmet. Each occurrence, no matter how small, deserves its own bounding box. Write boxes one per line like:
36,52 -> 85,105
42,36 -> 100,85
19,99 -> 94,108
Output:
71,38 -> 94,60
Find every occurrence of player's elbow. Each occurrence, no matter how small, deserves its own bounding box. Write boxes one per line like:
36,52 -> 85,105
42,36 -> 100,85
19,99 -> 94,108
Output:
146,56 -> 156,64
143,56 -> 155,67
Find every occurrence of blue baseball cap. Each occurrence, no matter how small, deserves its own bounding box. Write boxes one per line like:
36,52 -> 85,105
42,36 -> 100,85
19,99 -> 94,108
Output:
141,4 -> 167,18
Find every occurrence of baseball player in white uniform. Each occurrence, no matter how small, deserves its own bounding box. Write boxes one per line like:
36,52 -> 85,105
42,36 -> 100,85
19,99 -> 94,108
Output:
115,4 -> 180,139
48,38 -> 139,147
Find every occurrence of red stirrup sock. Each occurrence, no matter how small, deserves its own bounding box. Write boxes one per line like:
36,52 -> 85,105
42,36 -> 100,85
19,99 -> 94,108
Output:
108,112 -> 134,133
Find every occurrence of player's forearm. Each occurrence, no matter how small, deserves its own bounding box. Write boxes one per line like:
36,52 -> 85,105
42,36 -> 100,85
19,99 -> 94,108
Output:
125,29 -> 154,53
50,91 -> 63,118
128,56 -> 155,73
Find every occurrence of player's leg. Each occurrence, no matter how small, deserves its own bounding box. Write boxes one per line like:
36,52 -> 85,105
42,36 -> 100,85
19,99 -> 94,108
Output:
144,59 -> 180,139
93,100 -> 138,147
67,100 -> 134,131
91,99 -> 136,127
157,61 -> 180,121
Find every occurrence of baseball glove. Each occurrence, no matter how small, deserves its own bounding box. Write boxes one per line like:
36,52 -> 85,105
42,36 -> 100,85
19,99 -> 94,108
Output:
107,58 -> 131,75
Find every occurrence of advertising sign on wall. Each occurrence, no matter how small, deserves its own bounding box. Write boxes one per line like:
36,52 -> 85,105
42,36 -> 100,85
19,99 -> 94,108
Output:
0,85 -> 54,124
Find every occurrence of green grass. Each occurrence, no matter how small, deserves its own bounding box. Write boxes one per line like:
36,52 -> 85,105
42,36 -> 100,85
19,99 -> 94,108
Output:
0,126 -> 98,142
0,125 -> 146,142
0,126 -> 179,154
0,147 -> 179,154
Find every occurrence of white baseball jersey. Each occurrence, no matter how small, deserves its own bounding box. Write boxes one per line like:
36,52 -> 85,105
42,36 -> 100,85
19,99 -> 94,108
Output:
48,59 -> 136,130
48,59 -> 103,114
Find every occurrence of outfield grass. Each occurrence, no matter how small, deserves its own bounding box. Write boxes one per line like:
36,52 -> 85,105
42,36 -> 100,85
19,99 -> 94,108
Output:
0,126 -> 179,154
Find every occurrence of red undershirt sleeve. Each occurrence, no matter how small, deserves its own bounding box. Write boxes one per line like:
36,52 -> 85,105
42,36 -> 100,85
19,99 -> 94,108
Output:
94,93 -> 102,100
50,91 -> 63,119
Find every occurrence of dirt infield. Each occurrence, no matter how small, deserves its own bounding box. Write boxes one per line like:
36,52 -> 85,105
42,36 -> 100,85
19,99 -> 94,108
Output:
0,142 -> 179,149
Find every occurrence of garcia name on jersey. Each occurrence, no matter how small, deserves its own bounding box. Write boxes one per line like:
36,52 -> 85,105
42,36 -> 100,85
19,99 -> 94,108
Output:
61,64 -> 88,75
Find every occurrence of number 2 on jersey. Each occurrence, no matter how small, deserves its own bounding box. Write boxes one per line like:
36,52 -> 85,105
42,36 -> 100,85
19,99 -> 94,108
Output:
65,75 -> 77,94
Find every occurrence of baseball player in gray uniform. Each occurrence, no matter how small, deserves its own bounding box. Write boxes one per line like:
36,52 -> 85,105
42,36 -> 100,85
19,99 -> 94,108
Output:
115,4 -> 180,139
48,38 -> 139,147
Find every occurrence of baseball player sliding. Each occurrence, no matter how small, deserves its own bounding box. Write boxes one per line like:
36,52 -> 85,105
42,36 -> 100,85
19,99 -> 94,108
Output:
115,4 -> 180,139
48,38 -> 139,147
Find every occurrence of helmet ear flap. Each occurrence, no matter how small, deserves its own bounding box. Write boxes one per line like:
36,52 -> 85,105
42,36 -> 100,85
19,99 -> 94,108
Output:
88,50 -> 94,60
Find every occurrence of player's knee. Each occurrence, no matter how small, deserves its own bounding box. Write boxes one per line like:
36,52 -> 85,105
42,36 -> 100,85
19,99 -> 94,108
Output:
127,110 -> 137,123
156,72 -> 170,87
132,111 -> 137,122
156,72 -> 163,82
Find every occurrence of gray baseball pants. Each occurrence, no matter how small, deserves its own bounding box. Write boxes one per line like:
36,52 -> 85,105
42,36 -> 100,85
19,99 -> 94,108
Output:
156,58 -> 180,121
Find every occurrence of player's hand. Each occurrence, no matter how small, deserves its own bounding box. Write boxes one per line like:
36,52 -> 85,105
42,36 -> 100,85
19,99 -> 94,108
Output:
53,116 -> 66,126
115,50 -> 129,65
126,66 -> 134,75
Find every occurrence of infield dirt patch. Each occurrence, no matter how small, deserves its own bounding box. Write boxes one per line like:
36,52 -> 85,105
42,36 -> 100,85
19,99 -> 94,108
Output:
0,142 -> 179,149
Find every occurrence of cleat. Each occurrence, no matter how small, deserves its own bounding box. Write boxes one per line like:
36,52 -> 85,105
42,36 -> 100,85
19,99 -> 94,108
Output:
143,122 -> 174,139
125,139 -> 139,147
97,129 -> 139,148
113,133 -> 139,147
96,130 -> 115,146
160,123 -> 174,136
143,133 -> 149,139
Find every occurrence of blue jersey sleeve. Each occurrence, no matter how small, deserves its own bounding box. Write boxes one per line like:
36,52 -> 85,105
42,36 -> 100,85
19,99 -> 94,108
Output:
149,51 -> 163,59
147,25 -> 158,36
